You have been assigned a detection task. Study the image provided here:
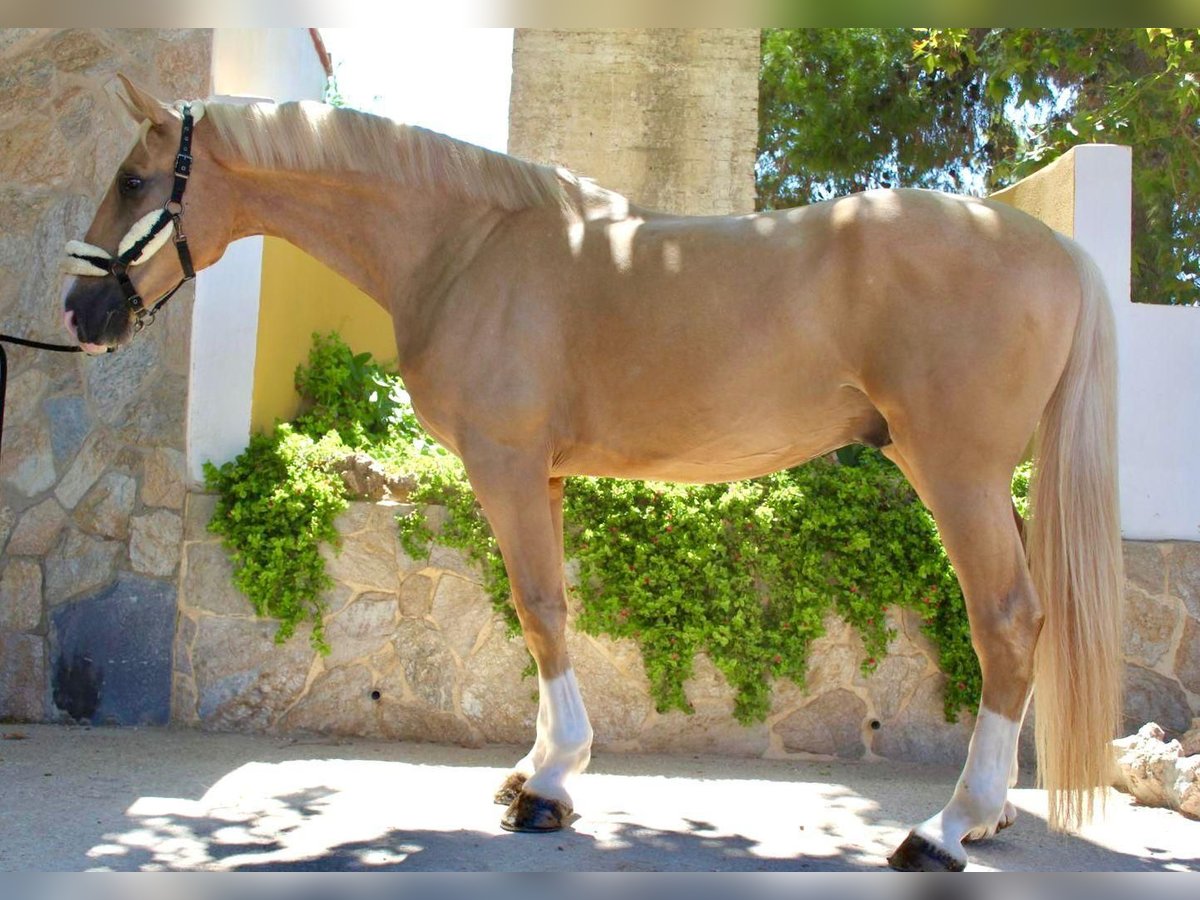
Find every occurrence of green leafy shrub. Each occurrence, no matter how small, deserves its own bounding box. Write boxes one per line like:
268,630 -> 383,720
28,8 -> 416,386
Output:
208,332 -> 1037,723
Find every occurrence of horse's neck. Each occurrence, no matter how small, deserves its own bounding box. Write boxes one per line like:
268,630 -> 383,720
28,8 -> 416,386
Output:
228,166 -> 500,332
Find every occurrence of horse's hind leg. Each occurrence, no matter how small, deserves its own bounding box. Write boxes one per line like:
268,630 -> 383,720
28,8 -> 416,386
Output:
883,450 -> 1041,872
464,455 -> 592,832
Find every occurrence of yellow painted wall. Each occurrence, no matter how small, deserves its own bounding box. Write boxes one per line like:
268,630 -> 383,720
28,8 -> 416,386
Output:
251,237 -> 399,432
990,149 -> 1075,238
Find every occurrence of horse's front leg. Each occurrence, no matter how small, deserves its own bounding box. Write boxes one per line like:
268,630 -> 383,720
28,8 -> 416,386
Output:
465,455 -> 592,832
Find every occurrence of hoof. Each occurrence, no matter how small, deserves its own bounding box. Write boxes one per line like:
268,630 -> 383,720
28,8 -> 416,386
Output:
500,791 -> 571,833
494,772 -> 527,806
887,832 -> 966,872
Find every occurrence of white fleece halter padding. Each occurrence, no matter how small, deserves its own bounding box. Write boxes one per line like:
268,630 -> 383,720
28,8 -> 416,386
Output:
117,209 -> 175,263
63,240 -> 112,276
174,99 -> 205,123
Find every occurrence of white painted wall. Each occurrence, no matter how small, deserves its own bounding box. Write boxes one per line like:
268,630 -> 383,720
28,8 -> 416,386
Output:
1071,145 -> 1200,541
185,29 -> 327,486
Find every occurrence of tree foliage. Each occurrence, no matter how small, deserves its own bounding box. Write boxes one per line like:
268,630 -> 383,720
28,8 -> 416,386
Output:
759,28 -> 1200,305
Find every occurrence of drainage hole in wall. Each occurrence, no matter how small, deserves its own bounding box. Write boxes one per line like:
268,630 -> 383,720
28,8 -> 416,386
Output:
869,719 -> 881,731
370,690 -> 382,701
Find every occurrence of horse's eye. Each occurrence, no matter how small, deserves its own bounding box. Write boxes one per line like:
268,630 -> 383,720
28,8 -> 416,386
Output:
119,174 -> 144,195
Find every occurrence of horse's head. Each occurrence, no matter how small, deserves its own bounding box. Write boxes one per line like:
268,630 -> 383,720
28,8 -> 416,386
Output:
63,76 -> 230,353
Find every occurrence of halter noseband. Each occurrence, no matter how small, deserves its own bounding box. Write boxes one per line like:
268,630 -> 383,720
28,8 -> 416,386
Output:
63,102 -> 203,337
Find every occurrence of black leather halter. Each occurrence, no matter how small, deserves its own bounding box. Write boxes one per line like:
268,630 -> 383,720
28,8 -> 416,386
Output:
67,104 -> 198,333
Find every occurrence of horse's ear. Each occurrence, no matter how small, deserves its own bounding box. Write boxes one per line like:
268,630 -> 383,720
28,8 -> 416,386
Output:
113,74 -> 171,127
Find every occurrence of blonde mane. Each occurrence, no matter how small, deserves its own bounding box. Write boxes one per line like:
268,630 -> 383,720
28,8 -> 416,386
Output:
203,99 -> 573,213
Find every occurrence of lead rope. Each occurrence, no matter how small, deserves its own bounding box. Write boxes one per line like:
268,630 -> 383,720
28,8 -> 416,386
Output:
0,336 -> 82,467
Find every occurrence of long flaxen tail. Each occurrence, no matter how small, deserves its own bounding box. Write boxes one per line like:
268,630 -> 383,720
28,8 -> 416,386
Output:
1027,233 -> 1123,831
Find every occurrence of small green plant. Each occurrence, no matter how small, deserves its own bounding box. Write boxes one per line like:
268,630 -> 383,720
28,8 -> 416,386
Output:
209,332 -> 1034,723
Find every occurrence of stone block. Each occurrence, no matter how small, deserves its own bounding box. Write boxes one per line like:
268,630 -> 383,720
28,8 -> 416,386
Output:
1123,587 -> 1180,668
282,664 -> 382,738
398,572 -> 434,618
54,429 -> 117,509
392,618 -> 458,713
43,394 -> 90,468
3,367 -> 48,427
871,674 -> 974,764
0,629 -> 45,721
324,593 -> 399,667
49,574 -> 175,725
1175,617 -> 1200,696
43,528 -> 121,606
428,544 -> 483,582
777,688 -> 868,759
0,558 -> 42,631
430,574 -> 494,660
1124,663 -> 1193,736
855,652 -> 928,721
459,621 -> 538,744
565,629 -> 653,743
322,521 -> 401,593
1169,541 -> 1200,619
191,616 -> 315,732
141,447 -> 186,509
0,419 -> 55,498
1124,541 -> 1168,597
6,497 -> 66,555
184,492 -> 217,541
180,540 -> 254,616
74,471 -> 135,539
129,509 -> 182,577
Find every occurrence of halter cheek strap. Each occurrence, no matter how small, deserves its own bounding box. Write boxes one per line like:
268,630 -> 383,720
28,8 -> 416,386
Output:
63,100 -> 204,335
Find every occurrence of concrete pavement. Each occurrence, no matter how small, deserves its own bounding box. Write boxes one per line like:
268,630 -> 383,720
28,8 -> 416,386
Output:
0,724 -> 1196,872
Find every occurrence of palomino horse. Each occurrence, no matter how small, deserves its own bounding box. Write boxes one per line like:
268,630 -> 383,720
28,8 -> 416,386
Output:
62,78 -> 1122,872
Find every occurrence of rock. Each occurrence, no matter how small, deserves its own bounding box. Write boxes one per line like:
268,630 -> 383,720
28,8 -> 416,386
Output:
0,629 -> 45,721
392,618 -> 457,713
43,528 -> 121,606
180,540 -> 253,616
458,621 -> 538,744
282,664 -> 382,737
0,419 -> 56,498
49,575 -> 175,725
1123,587 -> 1179,668
1181,720 -> 1200,758
191,616 -> 315,732
0,558 -> 42,631
1175,617 -> 1200,696
430,574 -> 494,660
856,652 -> 928,721
1124,541 -> 1168,597
331,452 -> 414,501
1112,722 -> 1200,820
871,674 -> 975,764
1123,664 -> 1194,736
54,429 -> 117,509
323,515 -> 402,593
6,497 -> 66,555
45,30 -> 116,75
129,509 -> 182,577
184,492 -> 217,541
398,572 -> 434,618
0,505 -> 13,551
777,688 -> 868,759
42,394 -> 90,468
3,367 -> 48,427
565,628 -> 653,744
1169,541 -> 1200,619
429,544 -> 483,582
323,593 -> 399,667
74,472 -> 135,539
140,447 -> 186,509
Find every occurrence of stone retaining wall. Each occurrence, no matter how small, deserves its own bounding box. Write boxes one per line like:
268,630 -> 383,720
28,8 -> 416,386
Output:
175,496 -> 1200,762
0,28 -> 209,724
